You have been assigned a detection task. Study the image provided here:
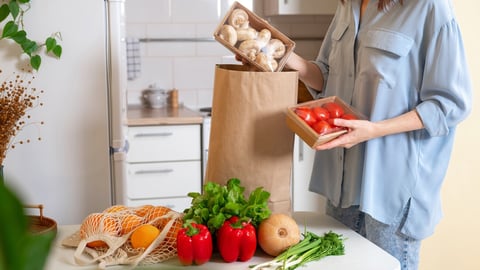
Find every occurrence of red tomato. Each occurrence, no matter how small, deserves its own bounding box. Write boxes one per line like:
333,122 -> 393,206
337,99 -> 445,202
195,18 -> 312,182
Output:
312,120 -> 331,135
322,102 -> 344,118
342,113 -> 358,120
295,107 -> 317,126
327,118 -> 346,133
327,118 -> 339,128
312,106 -> 330,121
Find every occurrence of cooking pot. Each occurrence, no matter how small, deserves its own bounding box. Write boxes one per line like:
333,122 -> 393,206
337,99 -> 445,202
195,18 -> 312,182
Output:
141,85 -> 167,109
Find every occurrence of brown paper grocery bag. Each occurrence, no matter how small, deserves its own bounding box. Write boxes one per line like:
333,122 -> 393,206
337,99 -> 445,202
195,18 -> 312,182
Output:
205,64 -> 298,214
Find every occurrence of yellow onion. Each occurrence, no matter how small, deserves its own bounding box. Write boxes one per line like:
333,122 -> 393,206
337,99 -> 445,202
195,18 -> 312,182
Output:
257,213 -> 301,256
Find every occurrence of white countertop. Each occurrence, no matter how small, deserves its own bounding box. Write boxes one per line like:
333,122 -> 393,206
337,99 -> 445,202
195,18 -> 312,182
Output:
45,212 -> 400,270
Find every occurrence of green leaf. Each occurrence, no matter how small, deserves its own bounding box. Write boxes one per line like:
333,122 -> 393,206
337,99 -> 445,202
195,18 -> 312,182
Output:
11,30 -> 26,43
8,1 -> 19,19
0,183 -> 28,269
18,232 -> 56,270
0,184 -> 55,270
20,39 -> 37,55
1,20 -> 18,38
30,55 -> 41,70
0,4 -> 10,23
52,45 -> 62,57
45,37 -> 56,52
18,0 -> 31,4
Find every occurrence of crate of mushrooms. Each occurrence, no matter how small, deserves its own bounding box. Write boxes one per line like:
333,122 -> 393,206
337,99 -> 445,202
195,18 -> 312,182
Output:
214,1 -> 295,72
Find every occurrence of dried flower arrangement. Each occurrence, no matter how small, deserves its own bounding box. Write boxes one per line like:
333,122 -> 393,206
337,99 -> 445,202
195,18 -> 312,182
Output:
0,0 -> 63,167
0,68 -> 44,166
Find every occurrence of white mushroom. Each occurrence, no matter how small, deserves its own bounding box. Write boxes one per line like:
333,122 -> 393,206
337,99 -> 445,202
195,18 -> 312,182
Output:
256,29 -> 271,48
218,24 -> 237,46
239,39 -> 261,61
228,8 -> 249,29
255,52 -> 278,72
236,27 -> 257,42
265,39 -> 286,59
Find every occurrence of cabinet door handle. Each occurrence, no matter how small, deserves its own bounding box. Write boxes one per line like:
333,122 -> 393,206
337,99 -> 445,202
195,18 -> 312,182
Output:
298,139 -> 304,162
134,132 -> 173,138
134,169 -> 174,175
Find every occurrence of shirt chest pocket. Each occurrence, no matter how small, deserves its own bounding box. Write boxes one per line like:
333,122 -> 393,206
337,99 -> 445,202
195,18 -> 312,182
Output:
363,29 -> 414,58
360,29 -> 414,89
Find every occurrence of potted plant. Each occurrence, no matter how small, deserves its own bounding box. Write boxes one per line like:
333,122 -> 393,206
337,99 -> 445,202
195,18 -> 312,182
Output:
0,0 -> 62,175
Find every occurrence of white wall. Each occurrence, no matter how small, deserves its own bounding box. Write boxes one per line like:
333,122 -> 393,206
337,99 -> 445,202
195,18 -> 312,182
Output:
420,1 -> 480,269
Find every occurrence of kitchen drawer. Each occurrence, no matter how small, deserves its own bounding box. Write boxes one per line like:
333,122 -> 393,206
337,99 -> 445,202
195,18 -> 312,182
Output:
127,125 -> 201,162
125,197 -> 192,213
126,161 -> 201,199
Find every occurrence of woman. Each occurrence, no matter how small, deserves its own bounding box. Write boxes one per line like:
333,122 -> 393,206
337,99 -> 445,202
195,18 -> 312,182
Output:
286,0 -> 472,269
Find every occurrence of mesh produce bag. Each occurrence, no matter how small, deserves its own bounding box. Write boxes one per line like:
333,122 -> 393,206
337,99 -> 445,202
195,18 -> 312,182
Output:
62,205 -> 183,269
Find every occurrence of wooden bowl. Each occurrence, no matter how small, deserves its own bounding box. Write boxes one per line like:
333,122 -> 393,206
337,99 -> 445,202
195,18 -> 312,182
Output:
25,204 -> 57,236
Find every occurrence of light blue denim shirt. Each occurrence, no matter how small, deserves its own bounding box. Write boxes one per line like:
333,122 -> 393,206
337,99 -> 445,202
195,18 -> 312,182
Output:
308,0 -> 472,239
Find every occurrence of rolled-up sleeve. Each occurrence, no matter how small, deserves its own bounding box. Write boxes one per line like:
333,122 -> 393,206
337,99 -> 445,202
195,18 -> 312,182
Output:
416,19 -> 472,137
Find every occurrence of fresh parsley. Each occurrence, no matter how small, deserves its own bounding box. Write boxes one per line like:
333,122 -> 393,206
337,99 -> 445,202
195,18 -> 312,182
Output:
182,178 -> 271,233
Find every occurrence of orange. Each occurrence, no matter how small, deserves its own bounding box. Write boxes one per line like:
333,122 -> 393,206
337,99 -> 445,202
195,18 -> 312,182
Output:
80,213 -> 120,248
145,206 -> 171,223
165,218 -> 183,243
134,204 -> 154,217
130,224 -> 160,249
104,205 -> 128,213
86,240 -> 108,248
120,214 -> 143,235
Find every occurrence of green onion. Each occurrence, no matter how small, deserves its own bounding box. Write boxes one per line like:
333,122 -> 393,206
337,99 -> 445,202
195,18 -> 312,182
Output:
250,231 -> 345,270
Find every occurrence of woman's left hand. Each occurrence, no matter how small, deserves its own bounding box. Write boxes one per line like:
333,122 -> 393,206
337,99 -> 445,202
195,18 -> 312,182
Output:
315,109 -> 424,150
315,118 -> 377,150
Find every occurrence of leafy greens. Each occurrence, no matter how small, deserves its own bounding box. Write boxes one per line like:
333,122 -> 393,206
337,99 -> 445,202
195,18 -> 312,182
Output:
182,178 -> 271,233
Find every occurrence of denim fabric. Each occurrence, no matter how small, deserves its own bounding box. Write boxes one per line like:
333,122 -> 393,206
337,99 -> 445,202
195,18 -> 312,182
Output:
326,200 -> 366,237
326,201 -> 421,270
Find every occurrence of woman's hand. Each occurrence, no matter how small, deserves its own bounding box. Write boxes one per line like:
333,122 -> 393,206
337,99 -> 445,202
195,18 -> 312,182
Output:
315,118 -> 377,150
315,109 -> 424,150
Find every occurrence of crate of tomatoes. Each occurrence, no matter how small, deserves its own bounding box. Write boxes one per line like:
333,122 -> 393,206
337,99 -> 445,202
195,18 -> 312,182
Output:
286,96 -> 363,148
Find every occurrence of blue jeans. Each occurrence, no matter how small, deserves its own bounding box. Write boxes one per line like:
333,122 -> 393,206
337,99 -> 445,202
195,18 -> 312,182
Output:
326,201 -> 421,270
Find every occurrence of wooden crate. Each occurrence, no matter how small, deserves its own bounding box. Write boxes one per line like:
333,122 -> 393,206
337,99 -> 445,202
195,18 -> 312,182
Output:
286,96 -> 363,148
214,1 -> 295,72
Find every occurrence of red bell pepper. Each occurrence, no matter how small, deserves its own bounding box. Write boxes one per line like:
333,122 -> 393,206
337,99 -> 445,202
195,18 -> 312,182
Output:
217,216 -> 257,262
176,222 -> 213,265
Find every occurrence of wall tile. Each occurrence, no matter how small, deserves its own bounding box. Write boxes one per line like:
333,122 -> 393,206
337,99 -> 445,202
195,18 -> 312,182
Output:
171,0 -> 220,23
147,42 -> 196,57
196,23 -> 218,38
196,42 -> 230,56
125,23 -> 147,38
146,24 -> 196,38
125,0 -> 170,23
173,57 -> 219,89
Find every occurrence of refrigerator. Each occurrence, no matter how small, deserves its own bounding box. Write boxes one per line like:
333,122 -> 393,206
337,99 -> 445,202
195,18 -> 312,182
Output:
1,0 -> 128,225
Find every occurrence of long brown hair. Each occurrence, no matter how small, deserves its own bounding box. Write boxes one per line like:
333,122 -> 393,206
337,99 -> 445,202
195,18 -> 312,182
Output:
340,0 -> 404,11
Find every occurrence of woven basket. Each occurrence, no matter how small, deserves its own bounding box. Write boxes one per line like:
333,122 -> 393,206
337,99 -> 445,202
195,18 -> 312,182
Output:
26,204 -> 57,236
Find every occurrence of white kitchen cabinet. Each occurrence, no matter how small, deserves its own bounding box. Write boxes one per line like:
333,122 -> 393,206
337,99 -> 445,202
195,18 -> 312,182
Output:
264,0 -> 337,16
292,136 -> 326,213
125,124 -> 201,212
